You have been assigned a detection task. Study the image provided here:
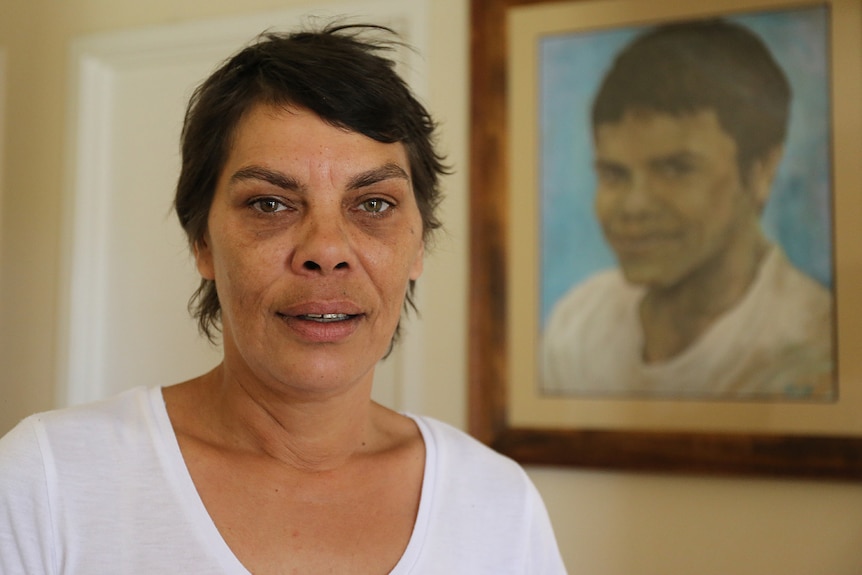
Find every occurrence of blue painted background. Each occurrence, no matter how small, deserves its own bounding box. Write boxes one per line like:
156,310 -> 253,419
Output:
539,6 -> 832,327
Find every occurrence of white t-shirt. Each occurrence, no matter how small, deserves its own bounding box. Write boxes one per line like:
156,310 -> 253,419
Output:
542,245 -> 833,400
0,386 -> 567,574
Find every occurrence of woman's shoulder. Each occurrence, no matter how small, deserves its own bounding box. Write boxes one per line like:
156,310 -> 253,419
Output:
0,387 -> 157,500
0,386 -> 162,469
398,416 -> 566,573
409,415 -> 531,490
15,386 -> 154,433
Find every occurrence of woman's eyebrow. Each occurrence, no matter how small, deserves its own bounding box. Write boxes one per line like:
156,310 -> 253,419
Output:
229,162 -> 409,192
346,162 -> 410,191
230,166 -> 302,191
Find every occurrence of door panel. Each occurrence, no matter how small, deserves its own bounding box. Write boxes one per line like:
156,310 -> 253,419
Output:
58,3 -> 429,410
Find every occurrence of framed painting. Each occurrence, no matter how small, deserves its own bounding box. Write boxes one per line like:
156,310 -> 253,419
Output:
468,0 -> 862,478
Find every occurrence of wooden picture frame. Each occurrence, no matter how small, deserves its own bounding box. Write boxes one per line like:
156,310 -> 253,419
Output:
468,0 -> 862,479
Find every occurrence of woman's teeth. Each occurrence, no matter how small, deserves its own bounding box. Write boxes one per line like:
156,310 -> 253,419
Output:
301,313 -> 351,323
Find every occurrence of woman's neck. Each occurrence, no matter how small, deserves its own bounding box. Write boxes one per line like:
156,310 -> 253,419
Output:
166,364 -> 382,473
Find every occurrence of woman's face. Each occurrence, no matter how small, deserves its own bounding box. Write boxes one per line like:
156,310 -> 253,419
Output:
195,104 -> 424,398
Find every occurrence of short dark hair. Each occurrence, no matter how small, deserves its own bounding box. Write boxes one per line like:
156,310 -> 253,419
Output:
591,18 -> 791,177
174,23 -> 447,343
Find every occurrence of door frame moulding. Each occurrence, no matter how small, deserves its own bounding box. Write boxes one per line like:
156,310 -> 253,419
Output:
56,0 -> 431,408
0,47 -> 7,286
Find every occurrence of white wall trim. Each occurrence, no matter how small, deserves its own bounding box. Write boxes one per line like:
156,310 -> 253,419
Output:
56,0 -> 431,408
56,55 -> 115,406
0,48 -> 7,287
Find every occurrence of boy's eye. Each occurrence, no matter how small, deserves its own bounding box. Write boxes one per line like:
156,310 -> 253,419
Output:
595,163 -> 630,187
360,198 -> 392,214
656,159 -> 695,179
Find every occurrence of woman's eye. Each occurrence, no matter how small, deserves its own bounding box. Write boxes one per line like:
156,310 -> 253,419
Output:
359,198 -> 392,214
251,198 -> 287,213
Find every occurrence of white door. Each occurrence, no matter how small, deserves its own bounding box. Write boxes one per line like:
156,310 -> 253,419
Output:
57,1 -> 430,411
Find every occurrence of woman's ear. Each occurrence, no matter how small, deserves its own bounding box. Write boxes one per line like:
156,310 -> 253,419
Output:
408,242 -> 424,281
193,234 -> 215,280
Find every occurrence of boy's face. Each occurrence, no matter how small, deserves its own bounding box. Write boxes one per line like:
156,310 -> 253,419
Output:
593,108 -> 762,289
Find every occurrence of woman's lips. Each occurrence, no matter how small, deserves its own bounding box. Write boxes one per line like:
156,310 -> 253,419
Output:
276,311 -> 364,342
275,302 -> 365,343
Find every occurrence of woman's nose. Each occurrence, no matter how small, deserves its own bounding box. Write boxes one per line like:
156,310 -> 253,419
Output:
290,210 -> 354,275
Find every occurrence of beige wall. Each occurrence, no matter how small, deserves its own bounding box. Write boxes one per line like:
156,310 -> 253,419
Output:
1,0 -> 861,573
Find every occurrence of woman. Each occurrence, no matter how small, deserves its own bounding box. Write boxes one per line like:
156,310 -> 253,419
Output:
0,24 -> 566,574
